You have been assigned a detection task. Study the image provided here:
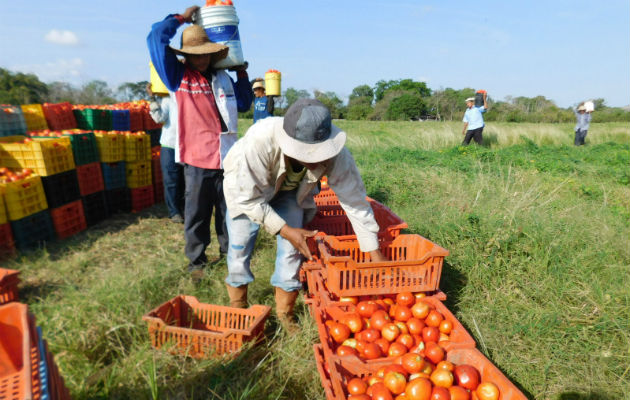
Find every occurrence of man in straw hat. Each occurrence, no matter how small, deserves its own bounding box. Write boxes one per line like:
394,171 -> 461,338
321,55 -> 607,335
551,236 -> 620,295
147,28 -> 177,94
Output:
147,6 -> 253,278
573,102 -> 593,146
461,92 -> 488,145
222,99 -> 386,330
252,78 -> 276,123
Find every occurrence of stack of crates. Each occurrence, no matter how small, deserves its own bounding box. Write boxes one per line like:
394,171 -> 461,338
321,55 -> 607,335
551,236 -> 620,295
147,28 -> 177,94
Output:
1,105 -> 28,137
124,132 -> 154,212
95,131 -> 129,213
20,104 -> 49,132
151,146 -> 164,203
0,193 -> 15,258
305,178 -> 528,400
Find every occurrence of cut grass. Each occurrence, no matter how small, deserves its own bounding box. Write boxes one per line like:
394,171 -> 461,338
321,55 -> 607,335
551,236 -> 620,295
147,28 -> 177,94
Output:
2,120 -> 629,399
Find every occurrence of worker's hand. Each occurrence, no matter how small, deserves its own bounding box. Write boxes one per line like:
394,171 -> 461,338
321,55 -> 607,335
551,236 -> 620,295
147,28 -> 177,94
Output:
181,6 -> 200,23
280,224 -> 318,260
145,83 -> 153,97
228,61 -> 249,72
369,249 -> 387,262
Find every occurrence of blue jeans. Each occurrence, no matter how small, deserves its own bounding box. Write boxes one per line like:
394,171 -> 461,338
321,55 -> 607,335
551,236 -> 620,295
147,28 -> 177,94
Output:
160,147 -> 184,218
225,190 -> 304,292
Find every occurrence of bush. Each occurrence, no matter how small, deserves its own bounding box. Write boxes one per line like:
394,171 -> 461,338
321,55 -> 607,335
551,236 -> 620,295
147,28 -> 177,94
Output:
386,93 -> 427,120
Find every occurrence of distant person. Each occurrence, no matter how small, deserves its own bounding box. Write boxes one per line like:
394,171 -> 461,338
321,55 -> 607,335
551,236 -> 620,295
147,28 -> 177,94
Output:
574,103 -> 592,146
252,79 -> 276,123
147,84 -> 185,223
147,5 -> 253,277
461,92 -> 488,145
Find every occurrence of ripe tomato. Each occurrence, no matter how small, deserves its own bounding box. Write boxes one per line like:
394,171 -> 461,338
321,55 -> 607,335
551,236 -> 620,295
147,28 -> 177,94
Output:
384,371 -> 407,395
362,342 -> 383,360
329,322 -> 350,343
371,383 -> 394,400
384,364 -> 409,379
370,310 -> 391,330
343,313 -> 364,333
439,320 -> 453,334
396,333 -> 416,350
374,338 -> 391,354
430,386 -> 451,400
425,310 -> 444,328
336,345 -> 358,357
449,386 -> 471,400
348,395 -> 371,400
389,304 -> 399,319
407,318 -> 425,335
347,377 -> 368,395
430,368 -> 454,388
396,292 -> 415,307
401,353 -> 425,374
405,377 -> 432,400
453,365 -> 480,391
342,338 -> 358,348
395,305 -> 412,322
361,328 -> 381,343
422,326 -> 440,343
357,301 -> 380,318
396,321 -> 410,335
356,340 -> 368,354
412,302 -> 430,319
476,382 -> 499,400
382,323 -> 401,342
424,342 -> 445,364
388,342 -> 408,357
436,361 -> 455,372
340,296 -> 358,305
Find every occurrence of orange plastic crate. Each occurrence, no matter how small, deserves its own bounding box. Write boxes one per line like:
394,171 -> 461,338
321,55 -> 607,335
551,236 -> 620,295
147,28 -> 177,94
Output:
142,295 -> 271,358
50,199 -> 86,239
0,268 -> 19,304
317,234 -> 449,297
76,162 -> 104,196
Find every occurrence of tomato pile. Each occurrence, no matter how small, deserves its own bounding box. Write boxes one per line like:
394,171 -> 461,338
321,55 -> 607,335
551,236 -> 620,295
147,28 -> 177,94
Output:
266,69 -> 281,74
205,0 -> 233,6
29,129 -> 91,137
0,167 -> 34,183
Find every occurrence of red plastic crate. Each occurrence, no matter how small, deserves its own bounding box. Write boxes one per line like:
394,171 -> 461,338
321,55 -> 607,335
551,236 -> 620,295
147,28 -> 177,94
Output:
42,102 -> 77,130
0,223 -> 16,260
153,182 -> 164,203
130,185 -> 154,212
76,162 -> 105,196
50,200 -> 87,239
128,108 -> 143,131
142,295 -> 271,358
0,267 -> 19,304
143,109 -> 162,130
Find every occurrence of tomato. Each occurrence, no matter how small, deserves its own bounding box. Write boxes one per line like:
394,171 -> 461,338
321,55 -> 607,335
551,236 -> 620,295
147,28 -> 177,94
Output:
396,321 -> 409,335
342,338 -> 358,348
382,323 -> 401,342
371,383 -> 394,400
414,292 -> 426,300
439,320 -> 453,334
430,368 -> 454,388
409,372 -> 430,380
348,395 -> 371,400
431,386 -> 451,400
412,302 -> 430,319
357,301 -> 380,318
382,298 -> 395,307
375,338 -> 391,354
343,312 -> 364,333
449,386 -> 471,400
405,377 -> 432,400
370,310 -> 391,330
424,342 -> 445,364
407,317 -> 425,335
395,394 -> 409,400
362,342 -> 383,360
436,361 -> 454,372
384,371 -> 407,395
425,310 -> 444,328
396,292 -> 415,307
396,333 -> 416,350
453,365 -> 480,391
329,322 -> 350,343
395,305 -> 412,322
439,333 -> 450,343
361,328 -> 381,343
401,353 -> 425,374
348,377 -> 368,395
340,296 -> 358,305
384,364 -> 409,378
422,326 -> 440,343
475,382 -> 499,400
336,345 -> 358,357
389,304 -> 399,319
368,376 -> 384,386
388,342 -> 408,357
356,340 -> 368,354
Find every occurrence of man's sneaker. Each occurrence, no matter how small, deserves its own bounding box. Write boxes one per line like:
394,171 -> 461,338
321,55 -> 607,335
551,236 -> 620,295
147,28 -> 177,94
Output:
170,214 -> 184,224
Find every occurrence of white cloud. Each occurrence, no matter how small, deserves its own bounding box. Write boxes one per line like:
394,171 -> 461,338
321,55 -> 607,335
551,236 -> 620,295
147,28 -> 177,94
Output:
44,29 -> 79,46
11,58 -> 85,82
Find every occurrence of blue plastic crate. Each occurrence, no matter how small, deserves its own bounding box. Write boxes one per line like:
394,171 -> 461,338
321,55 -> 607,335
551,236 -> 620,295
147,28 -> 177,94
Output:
112,109 -> 130,131
0,106 -> 27,136
101,161 -> 126,190
10,209 -> 55,251
36,326 -> 51,400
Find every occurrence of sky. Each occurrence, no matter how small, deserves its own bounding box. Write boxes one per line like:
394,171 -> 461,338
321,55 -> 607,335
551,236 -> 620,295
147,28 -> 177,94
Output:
0,0 -> 628,107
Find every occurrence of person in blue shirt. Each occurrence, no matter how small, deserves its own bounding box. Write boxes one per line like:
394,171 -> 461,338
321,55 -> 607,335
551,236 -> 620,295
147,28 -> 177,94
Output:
461,92 -> 488,145
252,79 -> 276,123
573,103 -> 592,146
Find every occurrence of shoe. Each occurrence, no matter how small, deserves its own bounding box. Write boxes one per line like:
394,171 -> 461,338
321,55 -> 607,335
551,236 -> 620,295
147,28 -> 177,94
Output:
170,214 -> 184,224
274,287 -> 299,333
226,284 -> 248,308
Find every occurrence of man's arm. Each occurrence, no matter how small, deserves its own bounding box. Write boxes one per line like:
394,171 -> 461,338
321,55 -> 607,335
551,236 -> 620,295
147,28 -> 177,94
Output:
228,63 -> 253,112
462,121 -> 469,135
266,95 -> 275,115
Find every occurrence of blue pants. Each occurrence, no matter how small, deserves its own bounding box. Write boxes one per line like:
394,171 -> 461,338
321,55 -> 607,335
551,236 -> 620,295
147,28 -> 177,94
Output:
225,190 -> 304,292
160,147 -> 184,218
574,129 -> 587,146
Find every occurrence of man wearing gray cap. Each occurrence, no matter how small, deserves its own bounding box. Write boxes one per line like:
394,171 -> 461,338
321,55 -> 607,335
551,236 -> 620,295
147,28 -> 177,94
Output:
222,99 -> 386,330
462,92 -> 488,145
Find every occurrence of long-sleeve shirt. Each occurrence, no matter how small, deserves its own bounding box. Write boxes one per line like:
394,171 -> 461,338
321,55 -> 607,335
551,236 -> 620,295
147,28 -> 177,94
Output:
574,110 -> 592,131
149,95 -> 178,149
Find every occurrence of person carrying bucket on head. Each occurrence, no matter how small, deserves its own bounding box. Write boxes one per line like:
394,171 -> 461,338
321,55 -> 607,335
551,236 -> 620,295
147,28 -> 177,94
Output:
147,5 -> 253,279
573,102 -> 593,146
252,78 -> 276,123
461,92 -> 488,146
221,99 -> 387,332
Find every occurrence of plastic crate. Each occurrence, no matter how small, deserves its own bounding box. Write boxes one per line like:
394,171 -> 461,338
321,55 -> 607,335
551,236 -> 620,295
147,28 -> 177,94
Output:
94,131 -> 124,162
128,108 -> 143,131
76,162 -> 104,196
105,188 -> 131,214
152,155 -> 163,184
82,191 -> 108,227
35,327 -> 51,400
0,136 -> 75,176
306,201 -> 408,239
20,104 -> 48,131
154,182 -> 164,203
124,133 -> 151,162
147,129 -> 161,147
65,131 -> 99,166
130,185 -> 154,212
0,223 -> 16,259
112,109 -> 130,131
143,109 -> 162,131
42,102 -> 77,130
142,295 -> 271,358
126,160 -> 152,188
101,161 -> 126,190
41,169 -> 80,209
317,234 -> 448,297
10,209 -> 55,251
74,108 -> 112,131
0,189 -> 6,225
50,200 -> 86,239
0,267 -> 19,304
0,105 -> 27,137
0,174 -> 48,221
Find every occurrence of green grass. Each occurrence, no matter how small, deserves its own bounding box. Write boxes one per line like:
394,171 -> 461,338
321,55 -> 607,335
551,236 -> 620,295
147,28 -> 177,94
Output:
3,120 -> 629,399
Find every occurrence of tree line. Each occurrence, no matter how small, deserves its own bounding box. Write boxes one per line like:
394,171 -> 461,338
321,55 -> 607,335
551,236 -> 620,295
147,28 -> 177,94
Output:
2,67 -> 628,123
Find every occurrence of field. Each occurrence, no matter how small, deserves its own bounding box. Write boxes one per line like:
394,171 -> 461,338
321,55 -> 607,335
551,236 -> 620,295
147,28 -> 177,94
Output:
4,120 -> 629,399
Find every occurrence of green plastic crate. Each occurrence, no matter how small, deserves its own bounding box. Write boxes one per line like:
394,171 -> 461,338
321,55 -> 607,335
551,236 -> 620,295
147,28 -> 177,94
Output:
73,109 -> 112,131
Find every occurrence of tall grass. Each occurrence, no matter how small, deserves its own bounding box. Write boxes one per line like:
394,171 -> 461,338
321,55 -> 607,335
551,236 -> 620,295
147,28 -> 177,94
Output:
3,121 -> 629,399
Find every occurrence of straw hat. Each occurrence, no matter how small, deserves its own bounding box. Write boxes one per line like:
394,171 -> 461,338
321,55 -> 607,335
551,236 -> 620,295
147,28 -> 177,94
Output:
252,81 -> 265,90
577,105 -> 586,111
465,97 -> 475,103
171,25 -> 229,60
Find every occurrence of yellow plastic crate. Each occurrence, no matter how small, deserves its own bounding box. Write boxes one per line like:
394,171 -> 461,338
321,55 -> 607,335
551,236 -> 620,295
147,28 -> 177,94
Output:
0,189 -> 7,225
124,132 -> 151,161
126,160 -> 152,188
0,136 -> 75,176
20,104 -> 49,131
0,174 -> 48,221
94,131 -> 124,162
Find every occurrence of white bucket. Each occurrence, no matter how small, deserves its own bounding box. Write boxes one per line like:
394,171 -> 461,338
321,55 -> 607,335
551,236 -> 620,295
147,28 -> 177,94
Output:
584,100 -> 595,112
195,5 -> 244,69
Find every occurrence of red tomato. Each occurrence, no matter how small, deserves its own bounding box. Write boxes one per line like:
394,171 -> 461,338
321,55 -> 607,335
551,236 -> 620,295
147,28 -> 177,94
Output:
425,310 -> 444,328
374,338 -> 391,354
349,395 -> 371,400
384,364 -> 409,379
436,361 -> 455,372
412,302 -> 430,319
362,342 -> 383,360
405,377 -> 432,400
453,365 -> 480,391
422,326 -> 440,343
361,328 -> 381,343
395,321 -> 409,335
357,301 -> 380,318
340,296 -> 358,305
396,333 -> 416,350
449,386 -> 471,400
424,342 -> 445,364
396,292 -> 415,307
439,320 -> 453,334
430,368 -> 454,388
371,383 -> 394,400
336,345 -> 358,357
388,342 -> 408,357
395,305 -> 412,322
407,317 -> 425,335
476,382 -> 499,400
348,377 -> 368,395
384,371 -> 407,395
401,353 -> 425,374
431,386 -> 451,400
370,310 -> 391,330
329,322 -> 350,343
382,323 -> 401,342
343,313 -> 364,333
